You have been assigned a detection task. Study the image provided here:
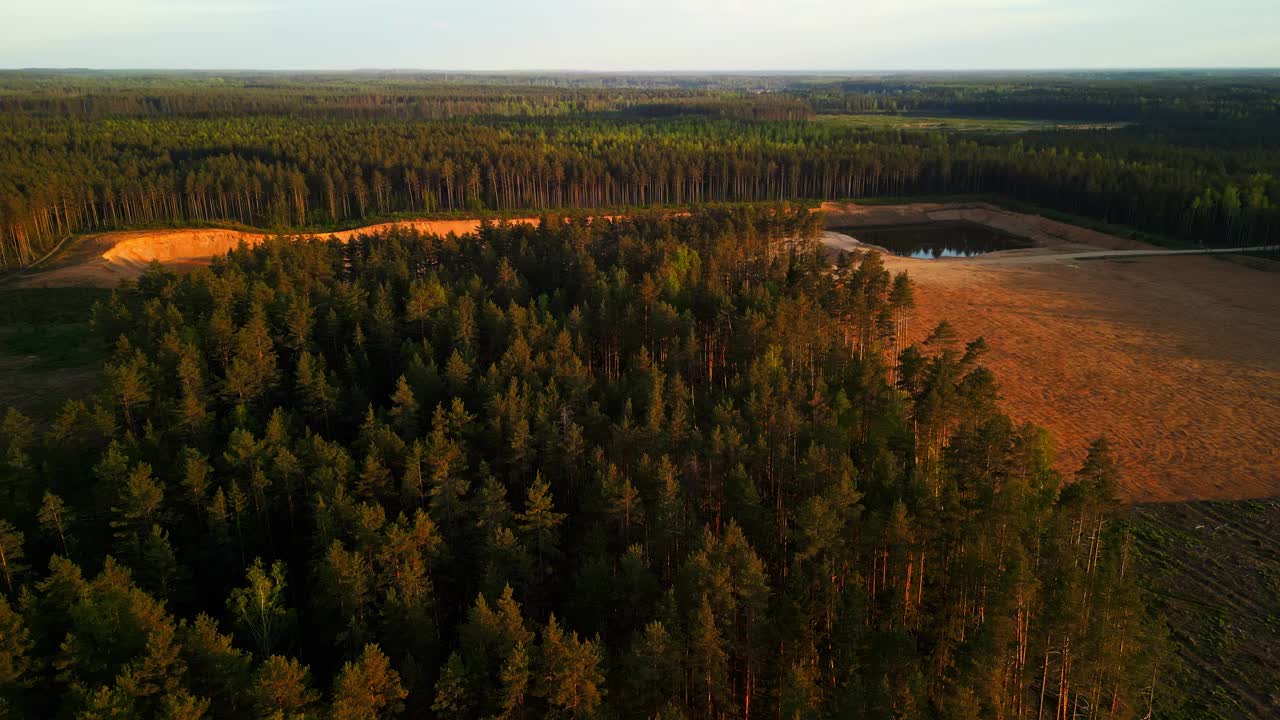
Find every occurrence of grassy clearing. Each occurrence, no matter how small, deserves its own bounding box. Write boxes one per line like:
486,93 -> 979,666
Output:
813,113 -> 1132,132
0,286 -> 110,325
0,287 -> 110,417
1127,499 -> 1280,720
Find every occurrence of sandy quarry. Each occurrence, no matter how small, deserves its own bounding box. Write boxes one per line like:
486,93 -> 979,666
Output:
819,200 -> 1155,252
10,204 -> 1280,502
14,219 -> 544,288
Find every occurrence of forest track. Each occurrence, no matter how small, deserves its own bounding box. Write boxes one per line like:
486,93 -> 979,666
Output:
970,243 -> 1280,265
0,233 -> 75,286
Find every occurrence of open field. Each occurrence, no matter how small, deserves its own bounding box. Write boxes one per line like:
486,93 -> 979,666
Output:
0,287 -> 108,417
822,202 -> 1280,502
813,113 -> 1133,132
892,255 -> 1280,501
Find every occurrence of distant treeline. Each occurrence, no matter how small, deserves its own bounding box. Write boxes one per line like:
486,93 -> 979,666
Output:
1,73 -> 1277,270
795,76 -> 1280,132
0,74 -> 812,120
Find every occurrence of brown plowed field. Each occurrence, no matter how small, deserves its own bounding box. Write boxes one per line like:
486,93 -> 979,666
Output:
877,247 -> 1280,502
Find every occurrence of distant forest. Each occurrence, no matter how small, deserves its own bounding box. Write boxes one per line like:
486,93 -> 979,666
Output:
1,72 -> 1278,270
0,207 -> 1163,718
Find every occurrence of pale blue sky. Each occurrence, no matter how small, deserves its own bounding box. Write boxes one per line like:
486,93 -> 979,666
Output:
4,0 -> 1277,70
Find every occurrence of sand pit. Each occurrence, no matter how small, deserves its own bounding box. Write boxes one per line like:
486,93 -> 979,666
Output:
15,218 -> 544,288
820,201 -> 1154,252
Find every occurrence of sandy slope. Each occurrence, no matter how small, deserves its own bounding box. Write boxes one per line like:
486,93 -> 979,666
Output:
16,219 -> 544,287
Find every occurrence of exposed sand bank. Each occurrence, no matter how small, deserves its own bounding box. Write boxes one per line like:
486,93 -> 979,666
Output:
16,219 -> 544,287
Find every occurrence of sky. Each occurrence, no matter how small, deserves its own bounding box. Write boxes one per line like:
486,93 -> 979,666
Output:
3,0 -> 1278,71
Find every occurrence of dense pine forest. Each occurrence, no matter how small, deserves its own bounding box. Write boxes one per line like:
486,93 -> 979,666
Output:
2,71 -> 1279,270
0,207 -> 1162,718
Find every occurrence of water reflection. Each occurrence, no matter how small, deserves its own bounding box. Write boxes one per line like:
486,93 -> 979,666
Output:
834,222 -> 1031,259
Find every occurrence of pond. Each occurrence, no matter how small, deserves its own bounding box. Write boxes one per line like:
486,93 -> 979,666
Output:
832,222 -> 1032,259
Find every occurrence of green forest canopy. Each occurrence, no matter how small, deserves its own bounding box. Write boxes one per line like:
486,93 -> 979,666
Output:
0,207 -> 1162,718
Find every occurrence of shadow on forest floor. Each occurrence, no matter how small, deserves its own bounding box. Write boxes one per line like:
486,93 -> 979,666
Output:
0,287 -> 109,418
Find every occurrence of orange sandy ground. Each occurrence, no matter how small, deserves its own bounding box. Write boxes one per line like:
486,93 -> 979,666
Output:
15,219 -> 545,287
883,253 -> 1280,502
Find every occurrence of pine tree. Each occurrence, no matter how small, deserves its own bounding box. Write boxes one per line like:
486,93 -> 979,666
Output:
0,597 -> 31,713
251,655 -> 319,719
36,492 -> 75,557
330,644 -> 407,720
404,278 -> 446,338
103,343 -> 152,431
688,595 -> 727,719
496,640 -> 531,720
224,310 -> 279,403
110,462 -> 166,553
296,351 -> 339,429
387,375 -> 419,439
600,463 -> 642,545
623,620 -> 680,717
431,652 -> 472,718
0,522 -> 26,596
426,403 -> 470,536
518,474 -> 565,583
180,614 -> 251,715
536,614 -> 605,719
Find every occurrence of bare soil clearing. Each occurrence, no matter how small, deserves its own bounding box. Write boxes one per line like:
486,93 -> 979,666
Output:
892,254 -> 1279,502
823,202 -> 1280,502
1130,499 -> 1280,718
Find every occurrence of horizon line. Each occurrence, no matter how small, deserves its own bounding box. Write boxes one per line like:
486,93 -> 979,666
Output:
4,66 -> 1280,75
